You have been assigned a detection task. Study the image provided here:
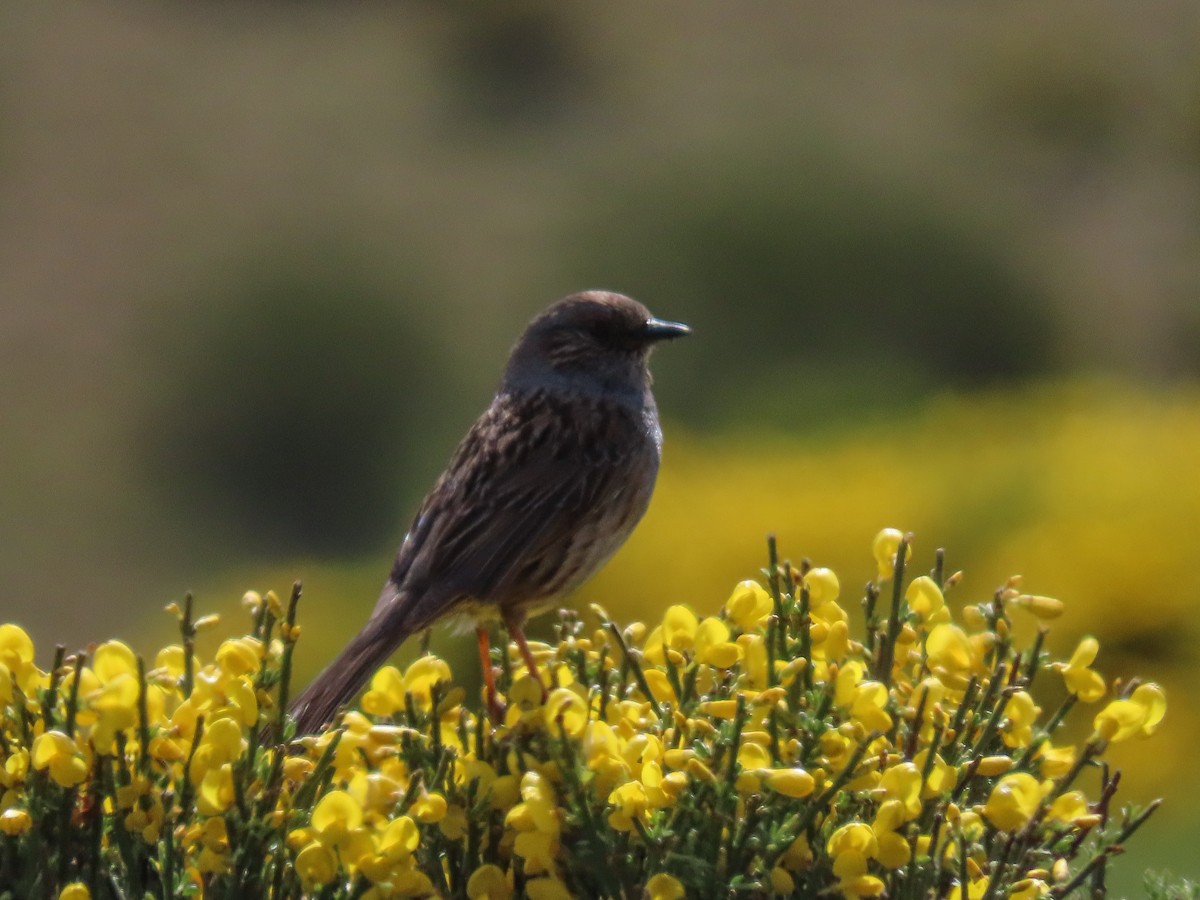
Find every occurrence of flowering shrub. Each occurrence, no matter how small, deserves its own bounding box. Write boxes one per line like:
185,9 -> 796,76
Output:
0,530 -> 1165,898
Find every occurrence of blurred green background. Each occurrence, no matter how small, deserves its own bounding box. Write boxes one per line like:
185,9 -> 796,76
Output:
2,2 -> 1198,891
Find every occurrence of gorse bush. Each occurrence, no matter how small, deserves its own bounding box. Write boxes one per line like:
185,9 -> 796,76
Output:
0,530 -> 1165,898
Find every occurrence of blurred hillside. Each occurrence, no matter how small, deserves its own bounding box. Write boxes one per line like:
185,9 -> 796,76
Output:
2,2 -> 1199,889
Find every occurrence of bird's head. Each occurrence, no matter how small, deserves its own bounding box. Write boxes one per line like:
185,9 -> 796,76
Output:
502,291 -> 690,397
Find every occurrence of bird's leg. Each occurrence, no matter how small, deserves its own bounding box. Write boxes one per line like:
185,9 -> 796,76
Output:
475,626 -> 505,724
504,614 -> 548,702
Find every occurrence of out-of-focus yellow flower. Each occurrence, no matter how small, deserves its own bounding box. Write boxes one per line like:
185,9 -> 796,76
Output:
0,624 -> 35,677
658,605 -> 698,655
409,788 -> 448,824
544,687 -> 588,738
879,762 -> 922,820
1059,638 -> 1106,703
827,822 -> 882,897
1047,791 -> 1089,824
645,873 -> 685,900
58,884 -> 90,900
694,617 -> 741,668
905,576 -> 947,623
295,842 -> 337,888
974,756 -> 1013,777
948,874 -> 990,900
607,780 -> 648,832
1009,877 -> 1051,899
377,815 -> 420,861
402,655 -> 453,710
467,864 -> 512,900
926,624 -> 974,674
215,636 -> 263,677
1011,594 -> 1064,619
361,665 -> 406,717
0,807 -> 31,836
872,528 -> 911,581
83,640 -> 143,750
804,567 -> 840,606
1037,744 -> 1075,778
1094,683 -> 1166,741
31,731 -> 88,787
1002,691 -> 1041,748
984,772 -> 1044,831
871,796 -> 913,866
725,581 -> 773,630
780,833 -> 813,873
914,749 -> 954,799
828,821 -> 877,864
765,768 -> 815,799
311,790 -> 363,848
835,664 -> 893,732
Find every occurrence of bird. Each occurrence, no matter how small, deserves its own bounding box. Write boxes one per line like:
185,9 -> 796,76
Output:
287,290 -> 689,734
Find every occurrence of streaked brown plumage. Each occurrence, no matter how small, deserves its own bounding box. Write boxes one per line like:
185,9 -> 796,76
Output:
288,291 -> 689,734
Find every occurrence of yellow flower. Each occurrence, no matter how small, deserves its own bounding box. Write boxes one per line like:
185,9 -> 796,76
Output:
974,756 -> 1014,777
215,636 -> 263,677
311,790 -> 363,847
59,885 -> 90,900
467,864 -> 512,900
1002,691 -> 1041,748
905,576 -> 947,622
1060,638 -> 1106,702
360,665 -> 406,717
879,762 -> 922,820
607,780 -> 648,831
770,867 -> 795,895
872,528 -> 911,581
725,581 -> 772,630
835,665 -> 892,732
1046,791 -> 1089,824
1011,594 -> 1064,619
295,842 -> 338,888
780,833 -> 813,873
0,624 -> 34,673
1036,744 -> 1075,778
983,773 -> 1044,831
402,655 -> 453,709
804,567 -> 840,606
914,749 -> 954,798
948,875 -> 990,900
827,822 -> 877,880
765,768 -> 815,799
661,605 -> 699,653
737,634 -> 769,689
695,617 -> 740,668
0,807 -> 31,836
376,815 -> 420,861
409,788 -> 448,824
646,873 -> 685,900
870,803 -> 911,869
926,624 -> 974,673
544,687 -> 588,738
31,731 -> 88,787
1094,683 -> 1166,741
1010,878 -> 1051,900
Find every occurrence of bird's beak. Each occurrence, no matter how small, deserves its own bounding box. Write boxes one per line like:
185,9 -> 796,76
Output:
641,317 -> 691,342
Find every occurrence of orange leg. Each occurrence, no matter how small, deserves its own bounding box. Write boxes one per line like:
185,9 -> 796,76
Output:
475,626 -> 505,723
505,616 -> 548,701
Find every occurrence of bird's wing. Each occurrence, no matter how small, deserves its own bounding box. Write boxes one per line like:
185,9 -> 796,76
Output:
390,390 -> 645,629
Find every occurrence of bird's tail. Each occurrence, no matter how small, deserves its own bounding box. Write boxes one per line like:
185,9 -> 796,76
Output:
288,584 -> 412,735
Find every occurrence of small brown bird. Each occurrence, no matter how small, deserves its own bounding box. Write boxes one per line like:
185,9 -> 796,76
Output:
289,291 -> 689,733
